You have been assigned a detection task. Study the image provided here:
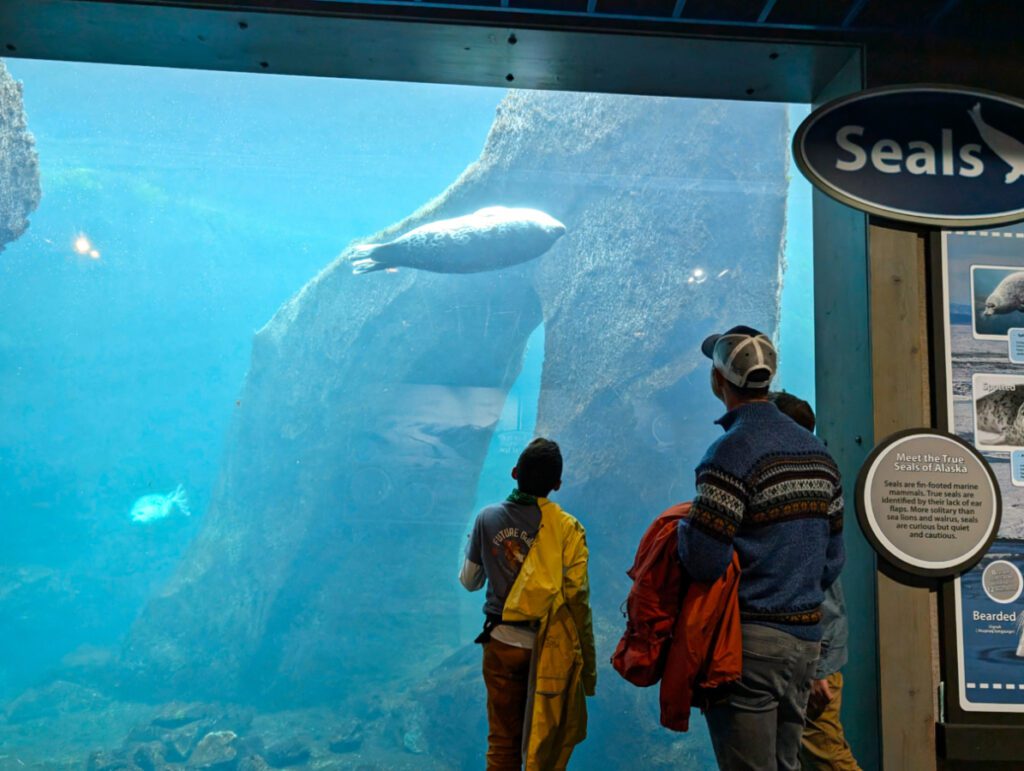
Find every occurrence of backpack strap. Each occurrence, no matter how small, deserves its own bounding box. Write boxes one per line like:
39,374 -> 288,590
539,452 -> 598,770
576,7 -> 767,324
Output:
475,613 -> 539,644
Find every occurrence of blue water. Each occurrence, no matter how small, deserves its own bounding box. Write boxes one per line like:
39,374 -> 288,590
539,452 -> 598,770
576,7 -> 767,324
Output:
0,59 -> 823,769
776,104 -> 816,405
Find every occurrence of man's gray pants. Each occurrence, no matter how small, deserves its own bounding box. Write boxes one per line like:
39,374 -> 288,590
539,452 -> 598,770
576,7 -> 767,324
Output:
705,623 -> 821,771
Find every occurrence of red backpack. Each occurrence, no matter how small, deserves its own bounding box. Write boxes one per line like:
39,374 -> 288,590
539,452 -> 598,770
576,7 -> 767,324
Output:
611,503 -> 689,686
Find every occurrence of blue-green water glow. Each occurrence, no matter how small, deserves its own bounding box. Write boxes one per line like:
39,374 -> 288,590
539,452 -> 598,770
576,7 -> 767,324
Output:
776,104 -> 816,406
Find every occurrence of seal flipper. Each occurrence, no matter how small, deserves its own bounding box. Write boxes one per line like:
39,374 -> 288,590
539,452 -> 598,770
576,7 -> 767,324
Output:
347,243 -> 389,275
351,258 -> 387,275
175,485 -> 192,518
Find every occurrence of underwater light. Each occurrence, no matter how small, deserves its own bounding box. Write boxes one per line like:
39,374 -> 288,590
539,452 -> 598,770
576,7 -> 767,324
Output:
717,268 -> 730,278
691,268 -> 708,284
89,249 -> 101,260
73,235 -> 92,255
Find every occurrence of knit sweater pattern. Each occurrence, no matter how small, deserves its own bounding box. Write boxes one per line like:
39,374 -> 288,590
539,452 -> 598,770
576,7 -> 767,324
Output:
677,401 -> 845,642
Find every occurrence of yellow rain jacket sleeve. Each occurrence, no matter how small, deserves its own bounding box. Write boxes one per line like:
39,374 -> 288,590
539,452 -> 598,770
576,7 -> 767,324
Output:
502,498 -> 596,771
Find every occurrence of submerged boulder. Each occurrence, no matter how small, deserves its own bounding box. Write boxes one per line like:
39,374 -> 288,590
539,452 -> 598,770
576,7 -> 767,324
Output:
149,702 -> 211,730
164,721 -> 204,763
4,679 -> 109,723
120,702 -> 254,763
0,59 -> 40,251
188,730 -> 239,769
264,736 -> 312,767
130,742 -> 167,771
237,757 -> 272,771
327,721 -> 363,754
87,750 -> 139,771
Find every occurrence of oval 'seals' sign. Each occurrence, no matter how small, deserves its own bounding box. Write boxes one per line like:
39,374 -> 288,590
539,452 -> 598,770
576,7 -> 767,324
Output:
794,85 -> 1024,227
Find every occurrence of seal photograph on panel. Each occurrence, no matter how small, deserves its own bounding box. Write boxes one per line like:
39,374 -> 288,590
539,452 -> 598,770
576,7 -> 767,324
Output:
972,264 -> 1024,339
972,374 -> 1024,452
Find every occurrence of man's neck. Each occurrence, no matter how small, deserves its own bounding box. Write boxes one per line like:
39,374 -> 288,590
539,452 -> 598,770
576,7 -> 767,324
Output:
722,393 -> 770,412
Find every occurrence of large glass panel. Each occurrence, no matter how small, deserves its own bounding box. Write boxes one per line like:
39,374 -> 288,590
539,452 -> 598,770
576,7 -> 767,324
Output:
0,59 -> 816,768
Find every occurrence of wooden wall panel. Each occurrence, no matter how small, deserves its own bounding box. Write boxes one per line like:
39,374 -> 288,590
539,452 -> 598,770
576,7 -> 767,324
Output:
869,223 -> 937,771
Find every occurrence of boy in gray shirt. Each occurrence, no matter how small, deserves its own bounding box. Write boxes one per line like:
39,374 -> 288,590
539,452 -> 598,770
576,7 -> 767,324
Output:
460,489 -> 542,649
459,438 -> 563,767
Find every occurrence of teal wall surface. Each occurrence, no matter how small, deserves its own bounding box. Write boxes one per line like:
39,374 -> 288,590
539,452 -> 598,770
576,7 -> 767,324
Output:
811,51 -> 880,771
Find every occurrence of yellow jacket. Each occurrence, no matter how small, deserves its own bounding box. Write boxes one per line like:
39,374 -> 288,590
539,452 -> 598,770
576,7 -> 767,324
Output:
503,498 -> 597,771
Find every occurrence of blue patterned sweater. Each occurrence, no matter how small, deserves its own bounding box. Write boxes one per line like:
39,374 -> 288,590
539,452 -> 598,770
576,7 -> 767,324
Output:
677,401 -> 845,641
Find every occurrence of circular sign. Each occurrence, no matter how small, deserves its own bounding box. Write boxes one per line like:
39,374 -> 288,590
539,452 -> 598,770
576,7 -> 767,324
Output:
982,560 -> 1024,604
856,430 -> 1001,578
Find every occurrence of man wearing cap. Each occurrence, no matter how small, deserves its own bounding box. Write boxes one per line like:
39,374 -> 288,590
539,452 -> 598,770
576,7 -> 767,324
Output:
678,326 -> 845,771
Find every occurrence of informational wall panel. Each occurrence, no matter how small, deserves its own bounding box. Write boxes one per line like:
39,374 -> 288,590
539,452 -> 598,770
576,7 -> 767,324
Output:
856,430 -> 999,578
942,228 -> 1024,712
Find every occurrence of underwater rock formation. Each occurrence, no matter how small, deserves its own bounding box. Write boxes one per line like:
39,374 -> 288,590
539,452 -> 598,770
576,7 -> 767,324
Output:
3,679 -> 109,724
124,90 -> 787,763
0,60 -> 40,251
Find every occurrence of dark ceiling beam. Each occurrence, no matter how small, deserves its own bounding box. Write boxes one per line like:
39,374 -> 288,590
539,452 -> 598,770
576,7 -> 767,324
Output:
0,0 -> 860,102
929,0 -> 960,27
43,0 -> 1019,42
757,0 -> 778,24
5,0 -> 1012,60
39,0 -> 839,34
842,0 -> 868,28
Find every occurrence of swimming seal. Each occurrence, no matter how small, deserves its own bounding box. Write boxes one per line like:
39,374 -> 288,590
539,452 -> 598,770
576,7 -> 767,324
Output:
348,206 -> 566,275
976,385 -> 1024,445
982,271 -> 1024,317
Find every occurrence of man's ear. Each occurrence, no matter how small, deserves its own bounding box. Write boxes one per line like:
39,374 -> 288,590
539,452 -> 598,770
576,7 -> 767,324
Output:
511,467 -> 519,481
711,367 -> 725,400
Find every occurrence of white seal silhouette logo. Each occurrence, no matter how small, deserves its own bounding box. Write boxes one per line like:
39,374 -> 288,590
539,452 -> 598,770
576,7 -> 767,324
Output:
969,103 -> 1024,184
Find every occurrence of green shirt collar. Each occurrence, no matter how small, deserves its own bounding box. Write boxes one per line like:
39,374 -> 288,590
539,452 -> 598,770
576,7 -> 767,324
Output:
506,488 -> 539,506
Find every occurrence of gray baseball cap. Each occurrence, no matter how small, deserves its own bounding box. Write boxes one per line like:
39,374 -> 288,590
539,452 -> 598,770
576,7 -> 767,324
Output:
701,325 -> 777,389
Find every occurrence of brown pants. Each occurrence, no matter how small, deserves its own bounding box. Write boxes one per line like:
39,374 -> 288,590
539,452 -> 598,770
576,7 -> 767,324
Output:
800,672 -> 861,771
483,639 -> 533,771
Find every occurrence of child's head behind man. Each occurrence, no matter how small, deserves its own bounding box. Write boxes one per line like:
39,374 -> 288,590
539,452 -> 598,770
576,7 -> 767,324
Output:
514,438 -> 563,498
769,391 -> 815,432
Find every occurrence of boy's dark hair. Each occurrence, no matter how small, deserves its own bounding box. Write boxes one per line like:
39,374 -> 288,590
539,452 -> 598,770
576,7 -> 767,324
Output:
769,391 -> 816,432
516,438 -> 563,497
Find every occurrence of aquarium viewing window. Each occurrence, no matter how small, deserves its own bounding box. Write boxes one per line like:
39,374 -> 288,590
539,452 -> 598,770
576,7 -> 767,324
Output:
0,58 -> 816,768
